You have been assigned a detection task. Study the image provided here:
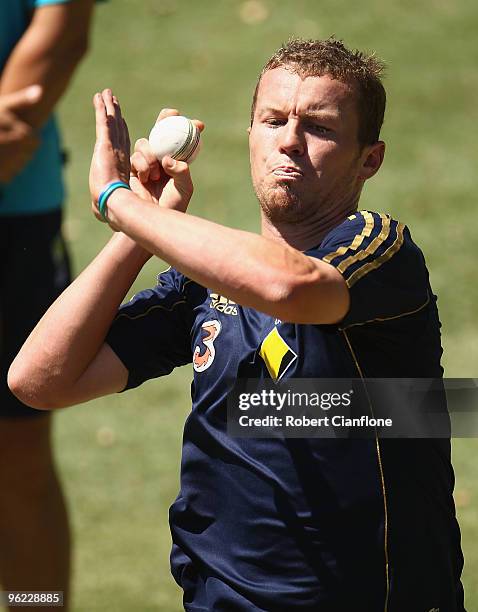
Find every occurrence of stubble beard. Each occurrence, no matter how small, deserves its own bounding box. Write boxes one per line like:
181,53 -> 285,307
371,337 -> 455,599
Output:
255,181 -> 311,225
254,164 -> 361,228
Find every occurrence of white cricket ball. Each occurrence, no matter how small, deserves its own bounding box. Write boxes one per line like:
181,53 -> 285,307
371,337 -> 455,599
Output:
148,115 -> 201,164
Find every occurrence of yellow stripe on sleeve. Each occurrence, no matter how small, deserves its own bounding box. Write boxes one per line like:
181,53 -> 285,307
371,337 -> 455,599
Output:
322,211 -> 375,264
337,213 -> 391,274
346,223 -> 405,288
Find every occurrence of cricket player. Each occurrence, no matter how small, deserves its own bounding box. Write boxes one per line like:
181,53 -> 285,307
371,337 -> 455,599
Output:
9,38 -> 465,611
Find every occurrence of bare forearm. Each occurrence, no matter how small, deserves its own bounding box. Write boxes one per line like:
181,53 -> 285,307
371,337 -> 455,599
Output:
8,234 -> 150,403
0,57 -> 78,128
0,2 -> 93,127
107,190 -> 320,319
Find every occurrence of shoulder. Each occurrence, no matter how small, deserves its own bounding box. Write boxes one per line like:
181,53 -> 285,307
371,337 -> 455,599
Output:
157,266 -> 202,299
113,267 -> 189,322
156,266 -> 186,292
309,211 -> 433,325
317,210 -> 425,288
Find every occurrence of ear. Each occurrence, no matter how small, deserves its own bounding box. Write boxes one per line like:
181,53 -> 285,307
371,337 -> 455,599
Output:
247,126 -> 251,135
359,141 -> 385,181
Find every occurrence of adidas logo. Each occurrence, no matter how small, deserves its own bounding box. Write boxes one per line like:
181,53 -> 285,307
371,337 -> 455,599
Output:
210,293 -> 238,316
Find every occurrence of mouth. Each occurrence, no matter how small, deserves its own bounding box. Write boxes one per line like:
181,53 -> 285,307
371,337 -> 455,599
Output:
271,165 -> 303,179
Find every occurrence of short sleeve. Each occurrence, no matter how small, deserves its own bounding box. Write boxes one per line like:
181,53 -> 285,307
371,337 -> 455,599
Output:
105,268 -> 193,390
307,211 -> 430,327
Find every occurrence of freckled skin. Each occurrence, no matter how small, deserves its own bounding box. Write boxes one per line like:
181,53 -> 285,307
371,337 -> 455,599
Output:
248,68 -> 374,229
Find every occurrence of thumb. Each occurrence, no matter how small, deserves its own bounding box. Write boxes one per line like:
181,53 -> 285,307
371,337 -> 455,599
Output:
162,156 -> 193,198
0,85 -> 42,113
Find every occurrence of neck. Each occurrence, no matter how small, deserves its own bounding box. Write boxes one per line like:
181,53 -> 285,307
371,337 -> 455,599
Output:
261,202 -> 359,251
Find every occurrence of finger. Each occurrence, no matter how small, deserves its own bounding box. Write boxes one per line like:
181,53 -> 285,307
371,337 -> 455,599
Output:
154,109 -> 204,134
0,129 -> 37,153
2,115 -> 31,138
155,108 -> 180,124
113,99 -> 129,155
134,138 -> 156,160
103,88 -> 121,146
102,88 -> 116,119
123,118 -> 131,157
162,156 -> 193,197
134,138 -> 161,180
130,151 -> 151,183
0,85 -> 42,113
192,119 -> 205,133
93,92 -> 109,142
112,95 -> 123,130
0,108 -> 15,128
129,175 -> 155,202
0,137 -> 38,180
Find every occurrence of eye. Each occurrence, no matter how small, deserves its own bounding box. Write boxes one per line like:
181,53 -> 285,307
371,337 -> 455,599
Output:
265,118 -> 286,127
309,123 -> 330,134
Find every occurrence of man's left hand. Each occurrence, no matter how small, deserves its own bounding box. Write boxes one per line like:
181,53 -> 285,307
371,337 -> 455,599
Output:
89,89 -> 131,222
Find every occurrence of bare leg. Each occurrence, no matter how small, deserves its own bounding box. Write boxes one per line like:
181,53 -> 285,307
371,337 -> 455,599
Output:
0,414 -> 71,612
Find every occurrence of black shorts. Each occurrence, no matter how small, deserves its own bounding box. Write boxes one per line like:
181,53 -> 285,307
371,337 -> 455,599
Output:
0,209 -> 71,417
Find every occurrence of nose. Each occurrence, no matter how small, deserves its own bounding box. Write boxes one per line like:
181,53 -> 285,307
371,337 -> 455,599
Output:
278,119 -> 305,156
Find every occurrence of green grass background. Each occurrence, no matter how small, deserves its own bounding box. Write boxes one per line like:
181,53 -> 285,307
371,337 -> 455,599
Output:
13,0 -> 478,609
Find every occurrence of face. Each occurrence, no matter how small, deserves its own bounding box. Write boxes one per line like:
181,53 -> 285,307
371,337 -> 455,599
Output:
249,67 -> 378,225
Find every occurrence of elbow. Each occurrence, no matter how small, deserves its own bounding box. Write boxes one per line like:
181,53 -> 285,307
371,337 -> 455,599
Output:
265,266 -> 349,325
264,278 -> 313,323
255,250 -> 324,322
7,361 -> 64,411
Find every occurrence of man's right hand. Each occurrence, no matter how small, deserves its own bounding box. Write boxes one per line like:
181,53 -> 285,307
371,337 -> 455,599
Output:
130,108 -> 204,213
89,90 -> 204,222
0,85 -> 41,183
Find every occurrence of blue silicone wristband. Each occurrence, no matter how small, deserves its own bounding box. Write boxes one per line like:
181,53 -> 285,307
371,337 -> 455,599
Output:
98,181 -> 131,221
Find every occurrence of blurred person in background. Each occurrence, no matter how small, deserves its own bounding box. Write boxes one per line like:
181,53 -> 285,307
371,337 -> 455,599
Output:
0,1 -> 94,608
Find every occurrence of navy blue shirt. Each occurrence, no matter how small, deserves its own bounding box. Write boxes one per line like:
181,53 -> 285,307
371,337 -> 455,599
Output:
107,211 -> 465,611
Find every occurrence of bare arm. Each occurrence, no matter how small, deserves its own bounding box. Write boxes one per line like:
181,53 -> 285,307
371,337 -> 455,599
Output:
105,196 -> 348,324
0,86 -> 41,182
0,0 -> 94,128
92,90 -> 349,326
8,233 -> 150,409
